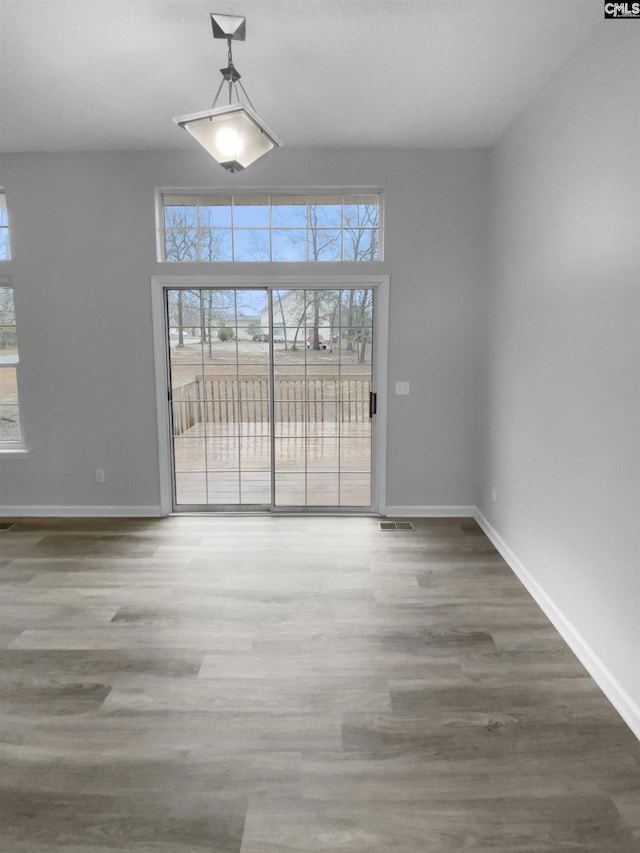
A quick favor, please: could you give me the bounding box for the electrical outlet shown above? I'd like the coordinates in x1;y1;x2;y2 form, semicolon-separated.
395;381;410;396
95;469;105;483
491;486;497;503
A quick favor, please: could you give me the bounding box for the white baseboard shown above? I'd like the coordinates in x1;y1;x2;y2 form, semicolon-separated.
385;505;475;518
0;506;165;518
474;508;640;742
3;504;475;520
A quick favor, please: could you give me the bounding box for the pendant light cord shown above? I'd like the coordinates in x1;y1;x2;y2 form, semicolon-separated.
227;38;234;104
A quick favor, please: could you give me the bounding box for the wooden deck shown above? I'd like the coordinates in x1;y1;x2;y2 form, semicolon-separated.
173;421;372;506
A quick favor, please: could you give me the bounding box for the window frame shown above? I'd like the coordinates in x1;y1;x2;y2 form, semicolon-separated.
156;190;384;263
0;276;26;453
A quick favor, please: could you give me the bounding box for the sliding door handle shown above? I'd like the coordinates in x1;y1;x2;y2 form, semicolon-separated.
369;391;377;418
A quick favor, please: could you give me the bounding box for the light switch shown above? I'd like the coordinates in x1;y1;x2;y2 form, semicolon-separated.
395;381;410;395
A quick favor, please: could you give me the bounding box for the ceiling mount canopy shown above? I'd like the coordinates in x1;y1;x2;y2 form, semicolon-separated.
173;12;281;173
210;12;246;41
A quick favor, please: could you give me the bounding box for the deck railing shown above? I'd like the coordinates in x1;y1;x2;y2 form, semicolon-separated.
171;377;370;436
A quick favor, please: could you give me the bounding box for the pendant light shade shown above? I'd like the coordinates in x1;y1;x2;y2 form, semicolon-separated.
173;13;281;173
174;104;281;173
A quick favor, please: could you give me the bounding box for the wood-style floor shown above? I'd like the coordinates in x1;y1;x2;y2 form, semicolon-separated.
0;515;638;852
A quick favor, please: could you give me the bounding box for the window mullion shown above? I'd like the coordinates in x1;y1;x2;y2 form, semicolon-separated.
230;196;236;261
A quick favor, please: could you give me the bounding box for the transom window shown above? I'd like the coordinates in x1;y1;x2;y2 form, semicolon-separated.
0;282;22;446
158;193;381;262
0;192;11;260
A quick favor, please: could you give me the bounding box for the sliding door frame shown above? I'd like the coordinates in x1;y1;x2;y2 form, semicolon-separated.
151;274;389;515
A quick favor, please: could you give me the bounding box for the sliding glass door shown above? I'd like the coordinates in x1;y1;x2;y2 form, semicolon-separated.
165;285;376;511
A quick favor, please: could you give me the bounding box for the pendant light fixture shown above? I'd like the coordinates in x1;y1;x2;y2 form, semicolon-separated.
173;13;282;173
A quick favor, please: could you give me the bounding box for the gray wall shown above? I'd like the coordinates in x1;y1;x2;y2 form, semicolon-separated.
479;24;640;713
0;148;488;511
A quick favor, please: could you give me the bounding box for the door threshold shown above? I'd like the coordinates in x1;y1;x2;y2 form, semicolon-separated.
170;510;380;518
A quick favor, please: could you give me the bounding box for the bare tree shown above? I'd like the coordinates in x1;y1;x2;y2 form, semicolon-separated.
308;205;341;262
272;289;308;351
167;290;200;347
273;290;292;349
343;202;379;261
343;288;373;362
203;290;235;359
0;287;16;350
164;204;231;264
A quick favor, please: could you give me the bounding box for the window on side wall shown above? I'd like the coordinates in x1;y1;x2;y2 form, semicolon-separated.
157;192;382;262
0;192;11;260
0;281;23;448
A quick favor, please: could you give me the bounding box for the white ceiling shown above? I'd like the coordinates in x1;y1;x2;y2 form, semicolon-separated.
0;0;602;154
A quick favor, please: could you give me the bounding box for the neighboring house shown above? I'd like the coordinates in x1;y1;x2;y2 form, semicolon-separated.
169;313;260;342
234;313;261;341
260;291;336;345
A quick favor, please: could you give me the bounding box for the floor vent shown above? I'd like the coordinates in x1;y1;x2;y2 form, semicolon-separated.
379;521;414;531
